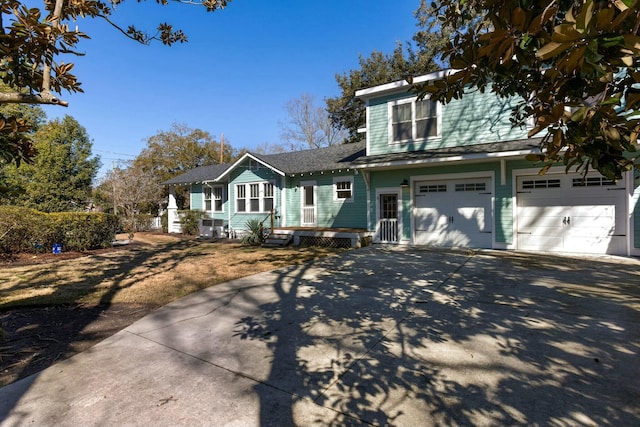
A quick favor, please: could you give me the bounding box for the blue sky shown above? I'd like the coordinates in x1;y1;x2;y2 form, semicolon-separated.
41;1;422;180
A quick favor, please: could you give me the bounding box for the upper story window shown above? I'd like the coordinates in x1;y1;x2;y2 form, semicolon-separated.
389;97;440;143
236;181;274;213
249;159;259;171
334;177;354;202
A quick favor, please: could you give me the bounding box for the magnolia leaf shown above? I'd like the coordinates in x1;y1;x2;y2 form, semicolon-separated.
551;24;584;42
512;7;526;31
525;153;544;162
536;41;572;60
595;7;615;30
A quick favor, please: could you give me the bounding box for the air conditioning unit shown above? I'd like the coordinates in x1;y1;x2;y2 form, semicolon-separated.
199;219;214;238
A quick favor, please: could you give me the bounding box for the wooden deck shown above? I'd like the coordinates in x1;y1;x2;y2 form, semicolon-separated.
271;227;372;248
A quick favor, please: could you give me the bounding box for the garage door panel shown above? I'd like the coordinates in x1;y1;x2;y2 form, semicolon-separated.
415;209;449;231
516;173;626;255
414;178;492;248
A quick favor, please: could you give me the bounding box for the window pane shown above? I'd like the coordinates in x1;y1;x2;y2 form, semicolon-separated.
250;184;259;198
213;187;222;199
264;183;274;197
392;104;411;122
204;187;212;199
250;199;260;212
214;199;222;211
237;185;245;198
264;198;273;212
416;118;438;138
205;200;211;211
237;199;246;212
416;99;435;119
304;186;314;206
393;123;412;141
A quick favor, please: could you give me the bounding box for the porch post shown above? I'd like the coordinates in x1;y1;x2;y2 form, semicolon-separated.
167;185;181;233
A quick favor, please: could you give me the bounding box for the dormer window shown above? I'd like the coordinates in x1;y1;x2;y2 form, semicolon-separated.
389;97;440;143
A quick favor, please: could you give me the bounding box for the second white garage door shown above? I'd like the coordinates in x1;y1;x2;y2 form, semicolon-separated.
516;173;627;254
414;177;493;248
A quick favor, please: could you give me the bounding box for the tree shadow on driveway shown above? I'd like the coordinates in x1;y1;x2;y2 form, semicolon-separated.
232;247;640;426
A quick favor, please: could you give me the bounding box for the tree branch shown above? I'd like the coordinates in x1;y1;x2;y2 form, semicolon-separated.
0;91;68;107
42;0;66;94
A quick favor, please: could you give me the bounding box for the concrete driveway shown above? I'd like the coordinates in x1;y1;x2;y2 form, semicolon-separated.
1;246;639;426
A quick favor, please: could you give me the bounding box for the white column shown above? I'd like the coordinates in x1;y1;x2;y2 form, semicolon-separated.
167;186;181;233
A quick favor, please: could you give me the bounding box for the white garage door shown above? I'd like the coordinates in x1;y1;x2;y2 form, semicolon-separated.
516;173;627;254
414;177;492;248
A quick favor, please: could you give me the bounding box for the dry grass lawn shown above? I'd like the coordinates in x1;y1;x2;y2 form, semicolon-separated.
0;232;349;386
0;232;348;309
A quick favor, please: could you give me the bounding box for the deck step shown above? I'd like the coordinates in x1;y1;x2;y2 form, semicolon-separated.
263;234;293;247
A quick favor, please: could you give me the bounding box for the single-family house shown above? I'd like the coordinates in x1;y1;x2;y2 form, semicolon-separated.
165;70;640;256
163;142;370;247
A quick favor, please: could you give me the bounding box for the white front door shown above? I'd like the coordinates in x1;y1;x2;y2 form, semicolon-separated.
516;173;627;254
301;181;316;226
414;177;493;248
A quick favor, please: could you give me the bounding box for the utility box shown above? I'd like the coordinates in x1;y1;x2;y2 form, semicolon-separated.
199;219;214;238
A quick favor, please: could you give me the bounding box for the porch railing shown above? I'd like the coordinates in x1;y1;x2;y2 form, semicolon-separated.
377;219;398;243
302;207;315;225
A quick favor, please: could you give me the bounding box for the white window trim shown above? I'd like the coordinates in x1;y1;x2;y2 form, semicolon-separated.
235;181;275;214
388;96;441;145
333;176;354;202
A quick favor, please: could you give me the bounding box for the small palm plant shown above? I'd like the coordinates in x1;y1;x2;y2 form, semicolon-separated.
241;219;266;246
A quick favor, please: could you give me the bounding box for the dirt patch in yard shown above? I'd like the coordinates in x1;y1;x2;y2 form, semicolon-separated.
0;232;347;387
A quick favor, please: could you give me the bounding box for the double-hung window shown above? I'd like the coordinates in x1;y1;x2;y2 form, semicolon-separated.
235;182;274;213
204;187;212;211
249;183;260;212
334;177;354;202
390;97;440;143
212;186;223;212
263;183;274;211
236;184;247;212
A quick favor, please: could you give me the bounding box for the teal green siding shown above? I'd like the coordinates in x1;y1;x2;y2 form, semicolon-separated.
284;172;367;228
368;89;528;156
228;159;284;232
190;183;203;210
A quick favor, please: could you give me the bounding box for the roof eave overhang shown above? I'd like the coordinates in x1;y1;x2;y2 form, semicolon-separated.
215;153;285;182
355;69;457;100
352;149;539;171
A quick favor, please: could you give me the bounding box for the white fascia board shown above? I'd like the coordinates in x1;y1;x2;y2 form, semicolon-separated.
351;148;539;170
214;153;285;182
355;69;456;100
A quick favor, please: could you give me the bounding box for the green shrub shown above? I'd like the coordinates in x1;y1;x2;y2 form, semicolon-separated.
0;206;49;253
179;210;205;236
0;206;119;254
161;211;168;233
133;214;156;232
48;212;120;251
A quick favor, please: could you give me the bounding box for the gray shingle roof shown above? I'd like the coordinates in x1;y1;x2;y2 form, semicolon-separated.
162;163;232;185
251;141;366;175
351;138;542;166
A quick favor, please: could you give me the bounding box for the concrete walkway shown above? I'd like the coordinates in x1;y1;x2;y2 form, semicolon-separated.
1;246;639;426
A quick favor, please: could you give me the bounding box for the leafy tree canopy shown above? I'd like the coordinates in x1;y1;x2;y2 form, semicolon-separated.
417;0;640;180
133;123;236;209
1;114;100;212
